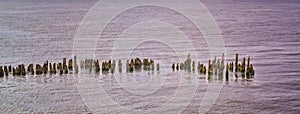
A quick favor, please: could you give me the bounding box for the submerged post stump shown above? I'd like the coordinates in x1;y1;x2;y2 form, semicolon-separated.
94;60;100;73
8;65;12;72
226;63;229;81
68;59;73;71
118;60;122;73
36;64;43;75
4;66;8;76
74;55;78;74
0;66;4;77
28;64;34;75
53;63;57;74
172;63;175;71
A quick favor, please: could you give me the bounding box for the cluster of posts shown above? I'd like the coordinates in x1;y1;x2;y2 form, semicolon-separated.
79;57;159;74
0;65;26;77
172;53;255;81
226;53;255;79
80;59;115;73
126;58;159;73
0;56;79;77
172;53;208;74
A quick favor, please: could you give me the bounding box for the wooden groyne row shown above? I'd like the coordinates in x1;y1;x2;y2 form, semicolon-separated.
0;53;254;79
0;56;161;78
172;53;255;80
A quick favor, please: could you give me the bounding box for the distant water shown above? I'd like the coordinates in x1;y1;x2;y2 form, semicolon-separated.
0;0;299;113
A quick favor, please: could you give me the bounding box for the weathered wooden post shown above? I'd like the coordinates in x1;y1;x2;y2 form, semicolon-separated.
8;65;12;72
12;67;16;76
20;64;26;76
185;53;191;71
29;64;33;75
118;60;122;73
203;66;206;75
222;53;225;64
129;63;134;73
89;59;93;73
29;64;34;75
229;62;234;72
172;63;175;71
235;53;238;72
225;63;229;81
247;55;250;67
80;60;84;69
134;58;142;71
197;62;200;73
150;59;154;71
94;60;100;73
0;66;4;77
242;57;246;73
126;60;129;72
62;58;68;74
63;58;66;67
111;60;115;73
68;59;73;71
192;61;195;73
208;60;212;76
58;63;63;75
215;59;220;76
53;63;57;74
49;63;53;74
250;64;255;77
42;62;48;74
74;55;78;74
4;66;8;76
36;64;43;75
207;65;211;81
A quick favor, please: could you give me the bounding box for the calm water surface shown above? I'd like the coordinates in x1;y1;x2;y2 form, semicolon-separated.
0;0;299;113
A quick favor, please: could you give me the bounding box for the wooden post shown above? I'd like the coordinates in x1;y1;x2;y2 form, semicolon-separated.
247;56;250;67
172;63;175;71
68;59;73;71
111;60;115;73
226;63;229;81
12;67;16;76
95;60;100;73
235;53;238;72
222;53;224;63
8;65;11;72
30;64;34;75
74;55;78;74
4;66;8;76
36;64;43;75
208;60;212;76
58;63;63;75
118;60;122;73
192;61;195;73
242;57;246;73
0;66;4;77
49;63;53;74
